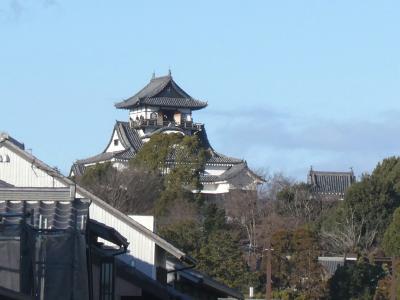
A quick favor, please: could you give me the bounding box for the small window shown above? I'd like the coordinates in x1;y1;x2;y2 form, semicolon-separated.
5;154;10;163
113;139;119;146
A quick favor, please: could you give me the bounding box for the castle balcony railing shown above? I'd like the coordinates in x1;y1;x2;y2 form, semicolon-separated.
131;119;203;131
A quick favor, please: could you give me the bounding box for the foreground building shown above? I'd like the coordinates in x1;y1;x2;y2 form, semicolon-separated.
0;132;243;299
71;72;263;195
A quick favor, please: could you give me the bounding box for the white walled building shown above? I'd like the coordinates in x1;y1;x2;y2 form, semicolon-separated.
0;132;195;282
71;72;263;194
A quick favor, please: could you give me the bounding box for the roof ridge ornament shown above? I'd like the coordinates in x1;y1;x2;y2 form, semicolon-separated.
168;68;172;77
151;71;155;80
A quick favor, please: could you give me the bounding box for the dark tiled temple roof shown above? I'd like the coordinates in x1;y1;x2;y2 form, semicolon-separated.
308;169;356;197
75;151;119;165
115;74;207;110
206;152;243;165
199;174;221;183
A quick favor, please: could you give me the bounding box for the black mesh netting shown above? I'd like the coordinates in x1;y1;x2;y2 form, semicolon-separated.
0;222;89;300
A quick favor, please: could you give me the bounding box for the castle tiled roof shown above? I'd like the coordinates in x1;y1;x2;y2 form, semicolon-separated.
71;118;250;189
308;169;355;197
72;121;143;174
115;121;143;151
115;74;207;110
200;162;264;187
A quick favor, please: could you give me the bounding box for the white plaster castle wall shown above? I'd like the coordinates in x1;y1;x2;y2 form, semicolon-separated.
129;106;158;120
201;182;230;194
105;129;126;153
129;107;192;122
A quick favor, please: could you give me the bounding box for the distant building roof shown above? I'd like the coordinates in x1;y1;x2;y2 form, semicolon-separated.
115;74;207;110
308;168;355;198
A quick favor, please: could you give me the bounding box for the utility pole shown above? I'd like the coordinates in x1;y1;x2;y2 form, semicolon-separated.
392;256;397;300
265;239;272;300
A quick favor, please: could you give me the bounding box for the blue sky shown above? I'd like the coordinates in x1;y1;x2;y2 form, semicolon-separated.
0;0;399;180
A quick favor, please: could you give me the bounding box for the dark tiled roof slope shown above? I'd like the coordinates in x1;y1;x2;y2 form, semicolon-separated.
308;169;355;196
116;121;143;151
0;179;14;188
76;151;117;165
115;75;207;110
0;195;89;230
72;122;245;180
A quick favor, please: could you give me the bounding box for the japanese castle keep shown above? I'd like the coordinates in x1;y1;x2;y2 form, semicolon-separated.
71;72;263;195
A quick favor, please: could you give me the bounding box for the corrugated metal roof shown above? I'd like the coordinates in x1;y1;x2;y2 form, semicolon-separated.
0;187;72;201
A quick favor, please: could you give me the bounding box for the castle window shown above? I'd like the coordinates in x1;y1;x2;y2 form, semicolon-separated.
114;139;119;146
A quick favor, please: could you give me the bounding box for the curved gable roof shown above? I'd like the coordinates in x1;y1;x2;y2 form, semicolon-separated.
115;74;207;110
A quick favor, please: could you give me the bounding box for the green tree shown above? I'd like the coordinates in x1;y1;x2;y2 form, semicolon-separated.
270;227;326;299
328;258;385;300
322;157;400;254
383;207;400;257
158;220;203;254
196;230;257;291
131;133;207;216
